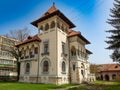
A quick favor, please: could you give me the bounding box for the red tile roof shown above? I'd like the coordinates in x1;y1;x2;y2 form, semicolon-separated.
68;30;80;37
68;30;90;44
16;35;41;47
99;64;120;72
41;5;58;18
31;5;75;28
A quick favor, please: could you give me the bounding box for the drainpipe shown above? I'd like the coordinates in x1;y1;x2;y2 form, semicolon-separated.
68;37;71;83
36;41;40;83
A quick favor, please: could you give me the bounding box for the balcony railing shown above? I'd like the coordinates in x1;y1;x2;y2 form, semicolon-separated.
20;56;24;59
41;52;49;56
20;54;38;61
30;55;34;58
70;55;88;62
25;56;29;59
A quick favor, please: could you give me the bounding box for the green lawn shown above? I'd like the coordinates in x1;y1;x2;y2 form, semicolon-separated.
0;81;120;90
68;80;120;90
0;82;74;90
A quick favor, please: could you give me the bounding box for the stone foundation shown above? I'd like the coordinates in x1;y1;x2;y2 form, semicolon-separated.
19;76;69;85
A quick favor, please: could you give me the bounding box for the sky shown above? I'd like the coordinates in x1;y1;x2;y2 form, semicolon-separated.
0;0;115;64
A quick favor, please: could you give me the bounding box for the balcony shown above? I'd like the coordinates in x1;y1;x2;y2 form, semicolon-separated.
41;52;49;56
20;54;38;61
25;56;29;59
30;55;34;58
20;56;24;59
70;55;88;62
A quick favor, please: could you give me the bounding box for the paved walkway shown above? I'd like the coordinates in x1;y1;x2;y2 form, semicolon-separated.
50;85;82;90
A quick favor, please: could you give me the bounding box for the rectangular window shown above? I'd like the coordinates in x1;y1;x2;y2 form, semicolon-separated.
34;47;38;54
43;41;49;53
62;42;65;54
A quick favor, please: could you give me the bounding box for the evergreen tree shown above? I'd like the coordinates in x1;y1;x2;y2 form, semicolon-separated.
106;0;120;63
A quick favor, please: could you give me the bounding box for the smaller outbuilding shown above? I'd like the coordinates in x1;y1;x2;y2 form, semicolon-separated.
98;64;120;81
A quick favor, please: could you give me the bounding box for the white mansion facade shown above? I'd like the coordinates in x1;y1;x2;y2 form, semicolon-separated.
16;4;94;84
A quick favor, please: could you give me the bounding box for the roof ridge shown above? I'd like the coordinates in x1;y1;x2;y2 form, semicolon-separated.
41;4;58;18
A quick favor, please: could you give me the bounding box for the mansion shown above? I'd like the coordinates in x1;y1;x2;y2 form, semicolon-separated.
16;4;94;84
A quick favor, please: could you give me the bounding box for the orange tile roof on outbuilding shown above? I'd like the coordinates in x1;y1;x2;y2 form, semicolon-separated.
16;35;41;47
100;64;120;72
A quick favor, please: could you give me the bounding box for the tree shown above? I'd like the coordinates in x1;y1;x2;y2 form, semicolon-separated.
7;27;31;41
90;64;98;75
5;27;31;81
106;0;120;63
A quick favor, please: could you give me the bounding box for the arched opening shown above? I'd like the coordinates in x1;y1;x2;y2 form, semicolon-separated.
105;74;109;81
101;75;103;80
71;46;76;56
25;63;30;74
21;47;24;57
61;24;64;31
43;61;49;72
57;22;60;29
73;64;76;71
39;26;43;33
81;63;85;78
25;46;29;59
50;21;55;28
40;26;43;30
112;74;116;80
65;28;67;33
45;23;49;31
62;61;66;72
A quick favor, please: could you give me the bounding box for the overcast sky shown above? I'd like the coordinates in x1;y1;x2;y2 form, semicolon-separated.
0;0;115;64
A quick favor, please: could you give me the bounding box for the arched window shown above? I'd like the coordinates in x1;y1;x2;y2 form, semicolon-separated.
40;26;43;30
71;46;76;56
62;61;66;72
45;23;49;31
50;21;55;28
57;22;60;29
73;64;76;71
43;61;49;72
81;63;85;77
65;28;67;33
21;48;24;56
61;24;64;31
25;63;30;74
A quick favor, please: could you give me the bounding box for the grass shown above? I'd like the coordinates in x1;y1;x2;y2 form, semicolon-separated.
0;82;75;90
0;81;120;90
68;80;120;90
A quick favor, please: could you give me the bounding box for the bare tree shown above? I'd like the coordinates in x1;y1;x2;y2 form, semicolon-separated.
5;27;31;81
7;27;31;41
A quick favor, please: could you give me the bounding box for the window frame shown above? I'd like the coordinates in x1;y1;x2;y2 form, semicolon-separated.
43;60;49;73
25;63;30;74
62;61;66;73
